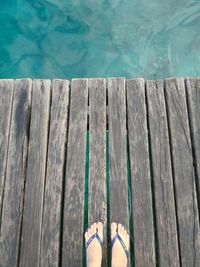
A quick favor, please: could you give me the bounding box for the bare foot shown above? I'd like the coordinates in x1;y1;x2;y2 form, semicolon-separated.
111;223;129;267
85;222;103;267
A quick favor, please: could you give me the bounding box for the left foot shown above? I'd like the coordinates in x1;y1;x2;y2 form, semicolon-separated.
111;223;129;267
85;222;103;267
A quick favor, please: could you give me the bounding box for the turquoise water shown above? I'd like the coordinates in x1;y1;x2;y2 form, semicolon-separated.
0;0;200;79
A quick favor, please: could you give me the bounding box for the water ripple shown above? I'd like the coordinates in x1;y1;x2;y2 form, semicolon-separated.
0;0;199;79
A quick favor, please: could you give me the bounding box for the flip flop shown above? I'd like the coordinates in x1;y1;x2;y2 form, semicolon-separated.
111;225;129;258
85;224;104;249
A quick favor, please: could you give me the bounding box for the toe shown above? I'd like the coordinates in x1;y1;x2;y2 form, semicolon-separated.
92;223;97;234
97;222;103;240
121;225;125;234
88;224;93;236
90;223;94;233
97;222;103;232
118;223;122;234
126;234;130;249
126;233;129;240
84;231;89;241
124;230;129;250
122;226;126;236
111;222;117;239
87;226;91;236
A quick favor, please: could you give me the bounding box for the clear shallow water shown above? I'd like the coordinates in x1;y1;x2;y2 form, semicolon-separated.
0;0;200;79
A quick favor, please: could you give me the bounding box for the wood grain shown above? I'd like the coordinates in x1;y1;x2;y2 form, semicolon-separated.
164;78;200;266
185;78;200;213
126;78;155;267
19;80;51;267
0;79;32;267
146;80;180;266
108;78;129;225
0;80;14;222
107;78;129;265
40;80;70;267
88;78;107;265
62;79;88;267
1;77;200;267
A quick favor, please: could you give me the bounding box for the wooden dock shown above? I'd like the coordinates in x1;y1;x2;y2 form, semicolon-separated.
0;78;200;267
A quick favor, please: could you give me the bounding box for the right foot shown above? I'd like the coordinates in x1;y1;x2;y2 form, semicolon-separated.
111;223;129;267
85;222;103;267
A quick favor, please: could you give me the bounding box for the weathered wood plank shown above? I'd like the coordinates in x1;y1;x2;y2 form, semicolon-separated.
126;78;155;267
164;78;200;266
62;79;88;267
19;80;51;267
0;80;14;223
185;78;200;213
40;80;70;267
108;78;128;225
146;80;180;266
88;78;107;265
107;78;129;265
0;79;32;267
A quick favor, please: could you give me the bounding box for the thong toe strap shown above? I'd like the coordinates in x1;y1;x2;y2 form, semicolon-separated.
111;233;129;258
86;232;103;248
